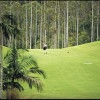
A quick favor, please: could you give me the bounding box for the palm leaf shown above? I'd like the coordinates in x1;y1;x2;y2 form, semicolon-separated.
0;23;10;39
13;82;24;91
21;74;43;91
19;55;38;68
3;82;24;91
29;67;46;78
3;50;11;60
0;14;21;40
3;14;18;25
3;67;13;81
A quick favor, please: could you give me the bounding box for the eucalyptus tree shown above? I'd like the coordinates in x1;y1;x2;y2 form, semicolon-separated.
29;1;33;49
35;1;38;48
76;1;79;46
14;2;23;48
54;1;57;49
40;1;43;49
57;1;60;49
91;0;94;42
59;1;69;48
63;1;66;48
59;1;65;48
96;1;99;41
91;1;100;42
68;1;76;46
43;0;47;45
12;2;26;49
46;1;58;48
66;1;69;47
25;1;28;49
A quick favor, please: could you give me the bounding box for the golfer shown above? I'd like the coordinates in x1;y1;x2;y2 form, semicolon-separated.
43;43;47;54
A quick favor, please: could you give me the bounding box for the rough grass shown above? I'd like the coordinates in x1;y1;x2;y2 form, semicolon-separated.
2;41;100;99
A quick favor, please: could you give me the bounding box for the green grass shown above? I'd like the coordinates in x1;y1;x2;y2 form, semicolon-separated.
3;41;100;99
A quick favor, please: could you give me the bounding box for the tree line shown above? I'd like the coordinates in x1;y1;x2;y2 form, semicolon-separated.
0;0;100;49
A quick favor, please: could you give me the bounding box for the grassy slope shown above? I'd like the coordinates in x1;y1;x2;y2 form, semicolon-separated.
3;41;100;99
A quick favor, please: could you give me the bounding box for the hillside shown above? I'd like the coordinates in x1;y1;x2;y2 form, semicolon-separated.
2;41;100;99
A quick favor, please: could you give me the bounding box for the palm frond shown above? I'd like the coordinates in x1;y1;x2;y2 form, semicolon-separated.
0;23;10;39
3;50;11;60
29;67;46;78
13;27;21;39
3;82;11;91
21;74;43;91
3;14;18;25
3;82;24;91
3;67;13;81
20;55;38;68
13;70;24;80
1;14;21;40
25;49;29;52
13;82;24;91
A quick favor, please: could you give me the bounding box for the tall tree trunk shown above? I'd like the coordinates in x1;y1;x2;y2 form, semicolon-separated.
9;1;12;48
62;27;64;48
30;2;33;49
76;1;79;45
74;19;76;35
54;1;57;49
25;2;28;49
64;5;66;48
66;1;69;47
40;2;43;49
44;1;46;44
35;1;37;49
91;1;94;42
97;2;99;41
10;2;16;48
57;1;60;48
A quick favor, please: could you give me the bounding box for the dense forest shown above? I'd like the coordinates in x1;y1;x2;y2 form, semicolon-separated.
0;0;100;49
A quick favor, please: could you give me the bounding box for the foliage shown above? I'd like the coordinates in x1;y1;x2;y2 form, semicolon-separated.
1;1;100;49
0;13;21;47
79;31;90;45
3;44;46;98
